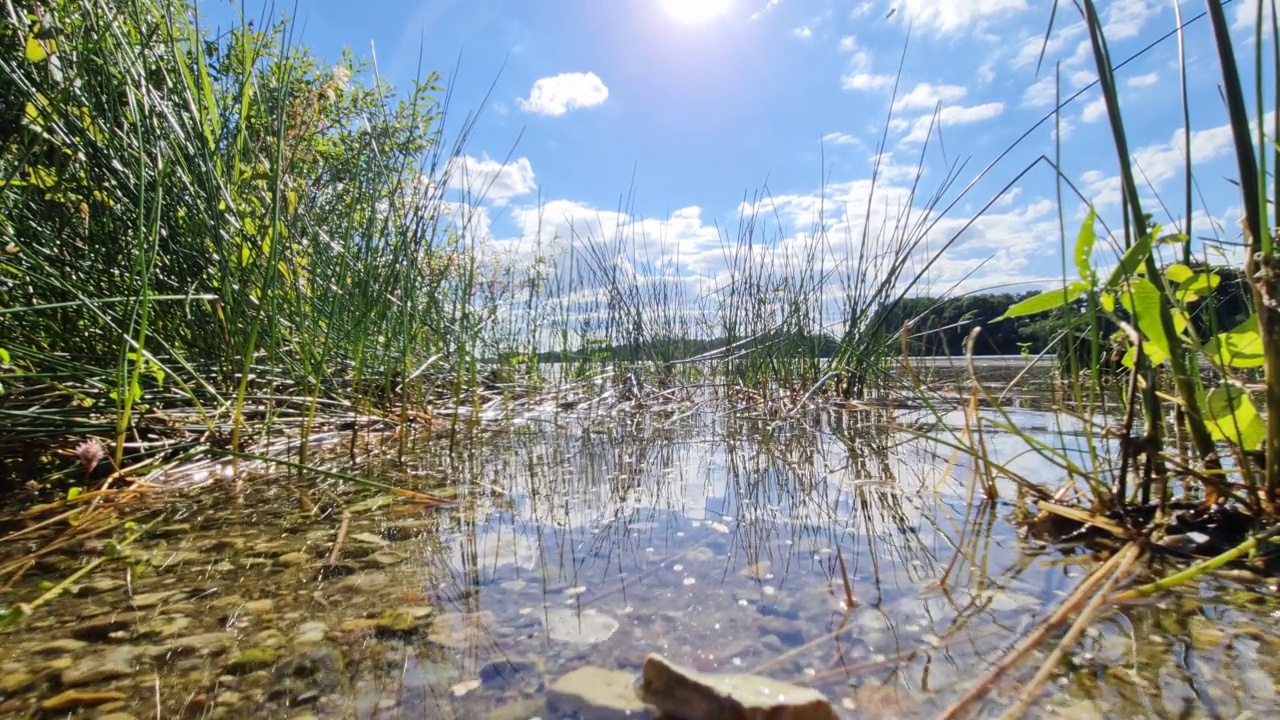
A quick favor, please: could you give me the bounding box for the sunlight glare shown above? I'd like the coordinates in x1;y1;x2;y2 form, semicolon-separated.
660;0;731;24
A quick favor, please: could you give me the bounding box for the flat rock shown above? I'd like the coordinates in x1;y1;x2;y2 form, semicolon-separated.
61;646;151;687
71;611;142;641
275;551;308;566
31;638;87;655
0;671;34;693
331;571;391;593
427;611;495;649
483;697;546;720
545;666;654;720
138;614;193;639
638;654;838;720
165;633;236;656
39;689;127;712
293;621;329;645
128;590;187;609
479;657;543;687
543;608;619;645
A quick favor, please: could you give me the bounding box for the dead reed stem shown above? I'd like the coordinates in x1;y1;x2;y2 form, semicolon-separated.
934;541;1141;720
997;541;1142;720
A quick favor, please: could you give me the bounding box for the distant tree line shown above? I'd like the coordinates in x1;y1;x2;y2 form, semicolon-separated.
520;270;1254;366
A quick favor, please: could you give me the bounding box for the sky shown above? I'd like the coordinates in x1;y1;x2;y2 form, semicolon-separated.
195;0;1270;300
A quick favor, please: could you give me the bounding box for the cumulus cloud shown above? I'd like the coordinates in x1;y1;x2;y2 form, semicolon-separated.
1104;0;1160;39
821;131;859;145
793;25;813;39
896;0;1029;34
893;83;968;112
901;102;1005;143
446;154;537;205
1022;75;1058;108
1126;71;1159;88
518;72;609;116
1082;119;1246;206
1081;96;1107;123
842;72;895;91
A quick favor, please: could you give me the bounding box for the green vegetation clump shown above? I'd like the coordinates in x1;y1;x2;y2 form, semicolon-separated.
0;0;485;485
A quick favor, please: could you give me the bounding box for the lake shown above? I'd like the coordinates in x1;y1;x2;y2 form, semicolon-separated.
0;397;1277;719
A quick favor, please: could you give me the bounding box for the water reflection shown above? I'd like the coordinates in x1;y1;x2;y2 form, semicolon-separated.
362;405;1117;718
1;404;1277;719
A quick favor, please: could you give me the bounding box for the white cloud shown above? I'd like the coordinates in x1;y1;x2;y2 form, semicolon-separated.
518;72;609;116
1081;96;1107;123
1233;0;1262;29
822;131;859;145
1022;75;1058;108
793;26;813;39
1105;0;1160;40
901;102;1005;143
893;82;968;111
1070;70;1097;88
1082;120;1245;206
446;154;537;205
838;35;857;52
842;72;895;91
1011;21;1085;68
896;0;1029;34
750;0;783;20
1126;71;1159;88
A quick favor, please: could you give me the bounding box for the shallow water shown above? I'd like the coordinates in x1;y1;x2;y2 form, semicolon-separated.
1;404;1278;719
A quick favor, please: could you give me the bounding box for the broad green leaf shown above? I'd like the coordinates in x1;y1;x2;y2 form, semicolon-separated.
1099;291;1115;313
1164;263;1193;284
0;348;10;364
1201;385;1265;451
1075;208;1097;282
1105;232;1154;290
998;280;1090;320
25;35;46;62
1176;272;1221;304
1119;277;1171;365
1206;315;1264;368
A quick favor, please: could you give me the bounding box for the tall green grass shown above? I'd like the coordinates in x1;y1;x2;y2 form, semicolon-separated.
0;0;492;484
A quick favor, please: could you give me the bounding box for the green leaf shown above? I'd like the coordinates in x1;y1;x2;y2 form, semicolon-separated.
0;348;10;364
1164;263;1193;284
1118;277;1172;365
66;486;81;501
1075;208;1098;282
1176;271;1221;304
25;35;47;62
1105;232;1154;290
1201;385;1265;451
1100;291;1116;313
998;280;1090;320
1206;315;1264;368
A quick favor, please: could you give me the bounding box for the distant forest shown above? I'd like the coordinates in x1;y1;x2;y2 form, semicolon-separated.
527;275;1253;365
528;291;1067;363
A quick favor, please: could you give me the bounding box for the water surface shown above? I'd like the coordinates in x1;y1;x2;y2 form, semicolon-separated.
0;403;1277;719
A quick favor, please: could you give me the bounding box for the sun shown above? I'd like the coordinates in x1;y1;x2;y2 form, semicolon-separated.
660;0;732;24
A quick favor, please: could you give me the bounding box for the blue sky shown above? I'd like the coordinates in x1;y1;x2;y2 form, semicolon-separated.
197;0;1268;297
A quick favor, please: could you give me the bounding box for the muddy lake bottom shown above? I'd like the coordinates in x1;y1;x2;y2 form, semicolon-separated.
2;403;1280;719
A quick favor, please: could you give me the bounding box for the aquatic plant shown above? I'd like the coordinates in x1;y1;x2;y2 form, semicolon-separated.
0;0;494;487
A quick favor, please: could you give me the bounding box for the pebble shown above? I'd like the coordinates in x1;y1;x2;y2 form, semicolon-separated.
39;689;127;712
275;552;308;566
61;646;152;687
243;599;275;614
